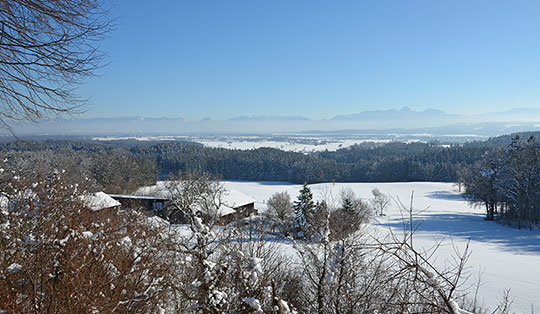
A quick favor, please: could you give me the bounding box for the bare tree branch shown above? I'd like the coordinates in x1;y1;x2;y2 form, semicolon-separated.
0;0;113;128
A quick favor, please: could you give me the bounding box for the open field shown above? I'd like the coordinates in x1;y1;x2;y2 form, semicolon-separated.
223;181;540;313
91;133;486;152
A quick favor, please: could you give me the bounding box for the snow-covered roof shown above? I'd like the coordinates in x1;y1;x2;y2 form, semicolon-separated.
220;189;256;208
135;182;168;198
81;192;121;211
194;189;256;217
216;205;236;217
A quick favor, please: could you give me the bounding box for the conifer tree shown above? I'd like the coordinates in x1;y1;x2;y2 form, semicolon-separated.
293;183;316;239
342;197;356;213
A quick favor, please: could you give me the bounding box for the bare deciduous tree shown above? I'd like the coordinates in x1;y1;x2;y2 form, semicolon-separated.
0;0;112;128
370;188;390;216
266;191;293;233
267;191;293;222
162;171;226;225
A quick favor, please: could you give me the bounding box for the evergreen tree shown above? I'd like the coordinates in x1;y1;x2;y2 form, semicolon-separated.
293;183;316;239
342;197;355;213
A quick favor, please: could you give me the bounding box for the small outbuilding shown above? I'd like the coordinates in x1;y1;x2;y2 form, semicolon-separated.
217;189;257;224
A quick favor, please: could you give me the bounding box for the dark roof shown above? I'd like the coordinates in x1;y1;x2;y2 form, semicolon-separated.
108;194;168;201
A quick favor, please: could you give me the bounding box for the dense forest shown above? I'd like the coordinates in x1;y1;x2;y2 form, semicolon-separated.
0;137;504;186
2;132;539;191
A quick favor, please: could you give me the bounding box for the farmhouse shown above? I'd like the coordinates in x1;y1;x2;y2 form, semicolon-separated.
133;182;257;224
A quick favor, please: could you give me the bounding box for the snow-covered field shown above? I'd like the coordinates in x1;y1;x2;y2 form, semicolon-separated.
223;181;540;313
196;139;394;152
92;133;489;152
92;135;407;152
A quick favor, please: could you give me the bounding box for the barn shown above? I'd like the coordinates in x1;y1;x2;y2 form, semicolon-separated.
108;194;168;214
133;182;257;224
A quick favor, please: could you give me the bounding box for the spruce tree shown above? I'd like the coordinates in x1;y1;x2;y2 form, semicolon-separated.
342;197;355;213
293;183;316;239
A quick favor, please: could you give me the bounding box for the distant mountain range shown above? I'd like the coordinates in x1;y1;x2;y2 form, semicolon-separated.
330;107;456;121
5;107;540;136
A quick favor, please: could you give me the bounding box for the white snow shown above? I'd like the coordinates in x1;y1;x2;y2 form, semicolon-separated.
5;263;22;274
211;290;228;306
81;192;121;211
249;257;263;276
277;299;293;313
216;189;257;216
223;180;540;313
92;135;426;152
82;231;94;239
0;195;8;210
196;139;394;152
243;297;263;312
119;236;132;248
221;189;256;209
147;215;170;228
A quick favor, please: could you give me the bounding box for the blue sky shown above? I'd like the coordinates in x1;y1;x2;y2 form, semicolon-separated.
81;0;540;120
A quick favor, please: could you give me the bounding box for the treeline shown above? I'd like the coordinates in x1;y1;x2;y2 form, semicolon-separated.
463;135;540;228
0;139;493;184
132;141;489;183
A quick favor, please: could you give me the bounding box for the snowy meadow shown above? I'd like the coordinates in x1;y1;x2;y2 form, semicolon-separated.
223;181;540;313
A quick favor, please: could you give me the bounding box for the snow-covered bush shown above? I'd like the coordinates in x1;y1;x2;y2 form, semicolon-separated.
0;165;176;313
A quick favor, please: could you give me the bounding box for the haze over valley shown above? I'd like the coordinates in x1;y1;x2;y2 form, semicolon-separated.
7;107;540;140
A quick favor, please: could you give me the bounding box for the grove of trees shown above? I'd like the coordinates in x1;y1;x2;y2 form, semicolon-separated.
463;135;540;229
